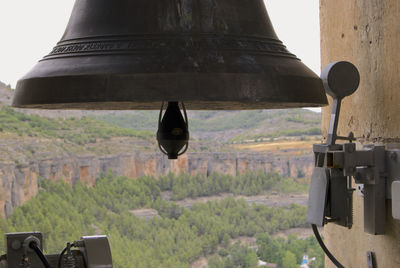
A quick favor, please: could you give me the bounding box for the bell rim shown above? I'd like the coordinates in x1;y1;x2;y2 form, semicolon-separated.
12;101;328;110
14;71;328;110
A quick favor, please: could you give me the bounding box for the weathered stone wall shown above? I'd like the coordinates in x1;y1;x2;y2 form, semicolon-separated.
320;0;400;267
0;152;313;218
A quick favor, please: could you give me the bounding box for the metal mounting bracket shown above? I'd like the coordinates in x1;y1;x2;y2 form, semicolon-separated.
307;61;400;235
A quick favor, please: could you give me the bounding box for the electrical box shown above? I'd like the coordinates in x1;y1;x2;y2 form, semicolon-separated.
392;181;400;220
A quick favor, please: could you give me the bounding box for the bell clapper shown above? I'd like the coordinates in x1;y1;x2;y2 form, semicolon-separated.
157;102;189;159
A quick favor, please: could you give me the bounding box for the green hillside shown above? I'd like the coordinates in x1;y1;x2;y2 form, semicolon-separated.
0;173;323;268
0;105;155;162
0;82;321;148
93;108;321;142
0;82;324;267
0;103;321;160
0;106;152;143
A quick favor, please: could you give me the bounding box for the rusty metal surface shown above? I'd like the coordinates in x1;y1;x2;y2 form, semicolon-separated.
13;0;327;110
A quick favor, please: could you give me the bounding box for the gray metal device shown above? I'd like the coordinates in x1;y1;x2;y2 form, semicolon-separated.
307;168;329;226
80;236;113;268
392;181;400;220
4;232;43;268
0;232;113;268
307;61;400;235
307;61;359;229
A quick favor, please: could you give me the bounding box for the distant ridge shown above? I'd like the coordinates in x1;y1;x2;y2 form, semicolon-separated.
0;79;321;143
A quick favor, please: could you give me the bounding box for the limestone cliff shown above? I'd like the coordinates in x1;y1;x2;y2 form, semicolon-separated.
0;152;313;218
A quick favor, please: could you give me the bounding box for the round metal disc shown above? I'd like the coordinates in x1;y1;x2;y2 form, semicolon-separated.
321;61;360;99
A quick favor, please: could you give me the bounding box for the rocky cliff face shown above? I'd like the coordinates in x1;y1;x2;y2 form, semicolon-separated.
0;152;313;218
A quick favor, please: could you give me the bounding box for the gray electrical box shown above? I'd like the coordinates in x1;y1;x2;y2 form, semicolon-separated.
392;181;400;220
5;232;43;268
80;236;113;268
307;167;329;226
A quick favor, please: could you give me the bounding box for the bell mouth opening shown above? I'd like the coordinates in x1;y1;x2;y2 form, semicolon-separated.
12;101;327;110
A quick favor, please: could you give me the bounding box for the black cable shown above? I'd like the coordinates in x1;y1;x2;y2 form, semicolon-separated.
58;243;70;268
29;241;53;268
311;224;345;268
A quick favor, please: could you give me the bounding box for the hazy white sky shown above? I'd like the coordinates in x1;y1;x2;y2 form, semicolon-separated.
0;0;321;88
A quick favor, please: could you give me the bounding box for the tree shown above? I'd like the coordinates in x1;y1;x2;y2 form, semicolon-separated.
229;242;258;268
0;217;7;253
208;255;224;268
282;251;297;268
256;233;281;264
222;233;231;247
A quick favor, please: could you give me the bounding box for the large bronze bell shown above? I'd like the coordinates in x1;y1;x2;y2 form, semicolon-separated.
12;0;327;110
